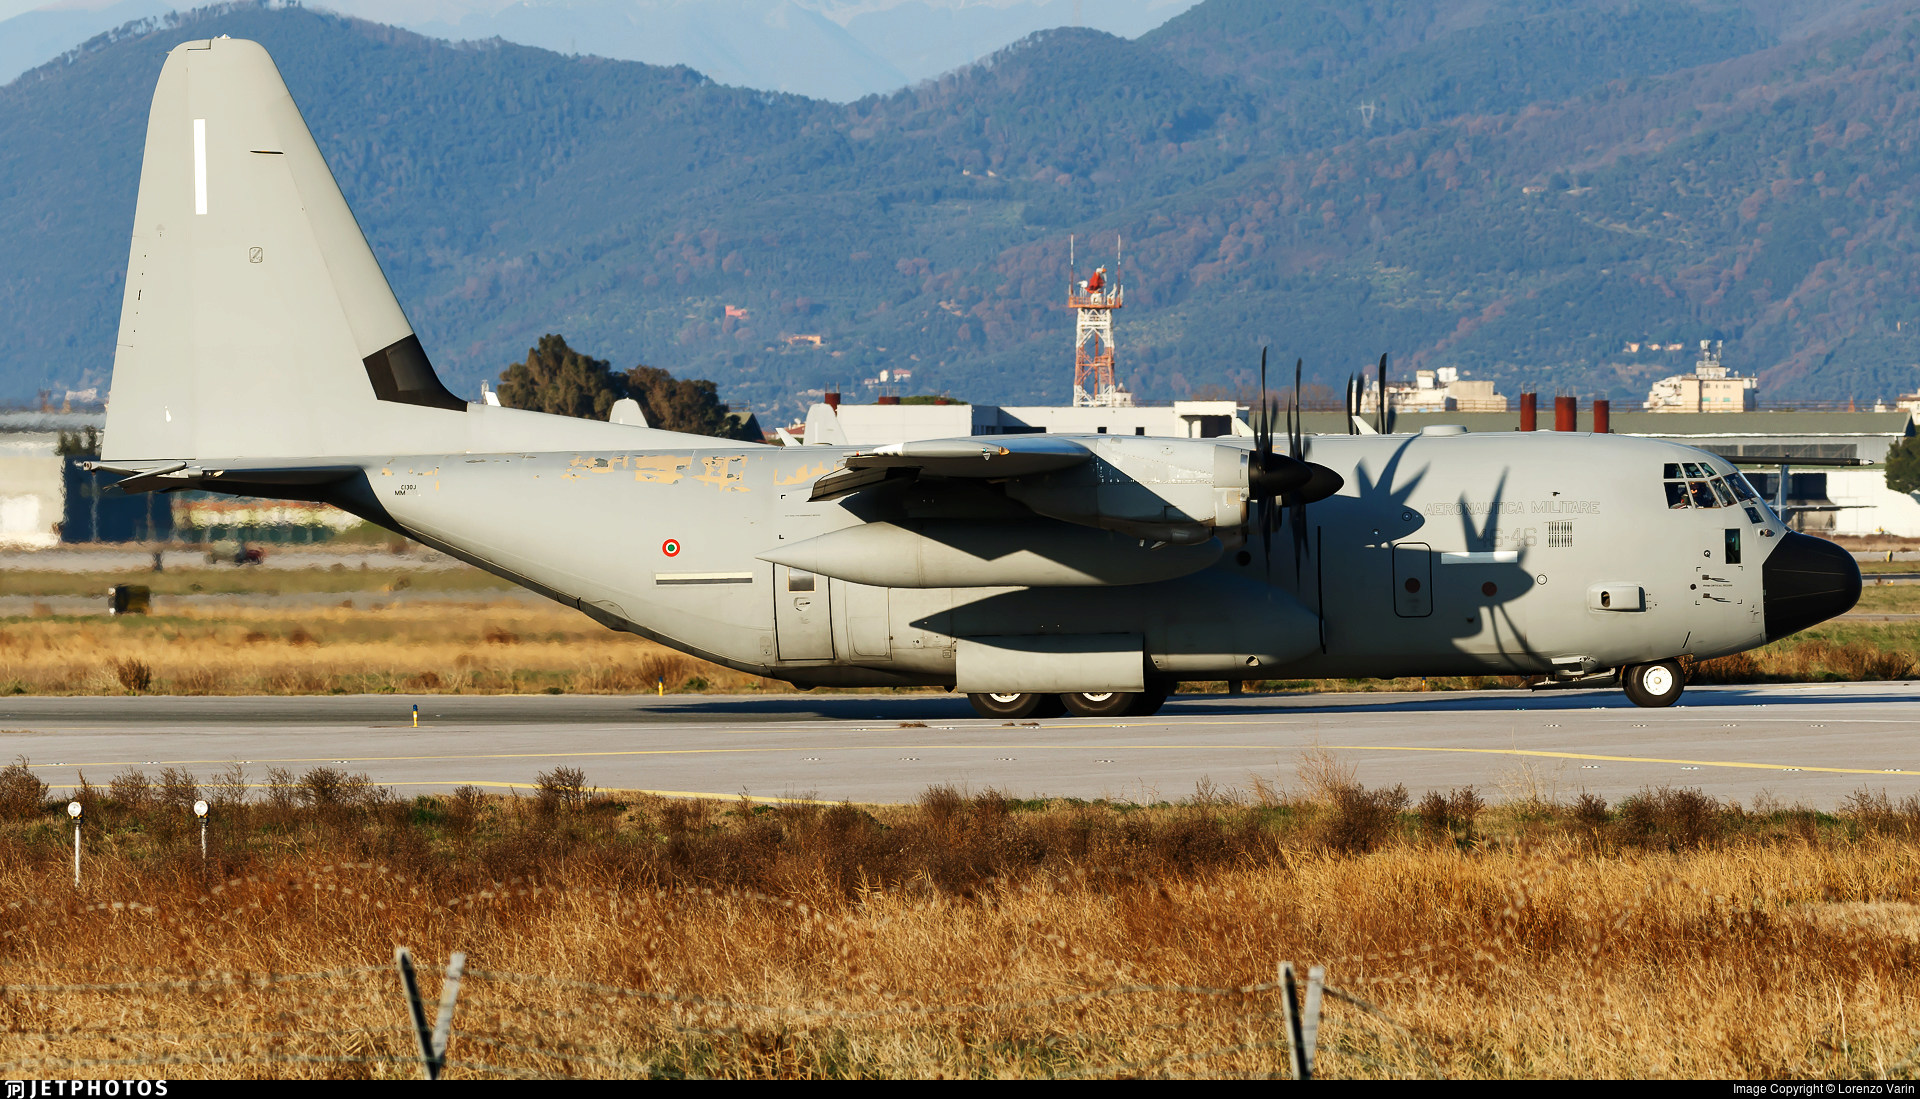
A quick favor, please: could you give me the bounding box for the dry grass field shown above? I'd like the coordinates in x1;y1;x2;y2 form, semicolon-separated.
1;758;1919;1079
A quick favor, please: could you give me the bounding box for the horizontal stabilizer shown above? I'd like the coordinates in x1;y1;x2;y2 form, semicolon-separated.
90;460;360;495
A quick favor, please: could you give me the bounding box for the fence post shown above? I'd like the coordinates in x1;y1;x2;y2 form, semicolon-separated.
1303;965;1325;1078
1280;961;1325;1080
432;952;466;1074
396;947;464;1080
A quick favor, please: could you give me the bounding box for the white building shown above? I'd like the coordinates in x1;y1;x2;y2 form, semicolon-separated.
0;411;96;547
1644;341;1758;412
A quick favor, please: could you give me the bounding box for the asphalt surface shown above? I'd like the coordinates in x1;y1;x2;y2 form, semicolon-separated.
2;682;1918;808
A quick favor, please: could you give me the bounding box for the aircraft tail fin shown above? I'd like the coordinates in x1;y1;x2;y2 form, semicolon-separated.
104;37;467;464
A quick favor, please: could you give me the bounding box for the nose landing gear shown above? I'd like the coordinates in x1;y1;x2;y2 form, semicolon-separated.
1621;660;1685;707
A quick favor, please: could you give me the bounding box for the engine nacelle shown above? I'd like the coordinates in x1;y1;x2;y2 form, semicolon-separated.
760;519;1224;588
1003;437;1252;544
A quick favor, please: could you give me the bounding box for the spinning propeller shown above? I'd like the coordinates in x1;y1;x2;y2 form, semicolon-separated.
1247;348;1344;578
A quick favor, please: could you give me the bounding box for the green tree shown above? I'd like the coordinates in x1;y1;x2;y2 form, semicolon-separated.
496;334;760;440
625;365;759;441
496;334;628;420
1887;434;1920;495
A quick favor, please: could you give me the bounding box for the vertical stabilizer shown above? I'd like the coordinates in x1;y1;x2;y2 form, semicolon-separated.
104;37;466;464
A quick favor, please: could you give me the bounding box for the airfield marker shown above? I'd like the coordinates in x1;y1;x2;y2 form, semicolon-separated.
413;704;419;728
194;799;208;863
67;801;81;886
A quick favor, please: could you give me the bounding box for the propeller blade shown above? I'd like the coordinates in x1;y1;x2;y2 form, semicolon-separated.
1290;358;1304;461
1376;352;1387;434
1291;495;1308;579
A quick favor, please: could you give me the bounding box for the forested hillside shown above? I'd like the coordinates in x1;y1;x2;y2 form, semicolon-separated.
3;0;1918;419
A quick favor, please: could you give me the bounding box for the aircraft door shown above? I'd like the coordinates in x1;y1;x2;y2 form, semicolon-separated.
774;566;832;660
1393;543;1433;618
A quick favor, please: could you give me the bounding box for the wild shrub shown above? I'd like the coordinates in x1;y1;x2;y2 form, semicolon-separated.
1419;787;1483;843
1616;787;1726;849
0;760;47;819
109;768;153;813
535;767;590;815
448;784;485;834
112;658;154;693
1315;782;1409;855
1842;788;1920;836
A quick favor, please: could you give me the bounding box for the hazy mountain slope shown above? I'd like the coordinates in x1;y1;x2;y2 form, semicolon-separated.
401;0;909;102
0;0;173;86
4;0;1919;418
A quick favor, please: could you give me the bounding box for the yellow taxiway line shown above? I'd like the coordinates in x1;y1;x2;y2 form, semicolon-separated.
20;743;1916;780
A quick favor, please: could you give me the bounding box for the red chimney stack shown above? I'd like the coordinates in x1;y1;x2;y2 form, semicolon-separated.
1519;392;1537;432
824;391;840;410
1592;398;1611;434
1554;395;1577;432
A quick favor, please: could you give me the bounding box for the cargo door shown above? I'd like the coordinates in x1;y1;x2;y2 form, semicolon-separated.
774;565;832;660
1393;542;1432;618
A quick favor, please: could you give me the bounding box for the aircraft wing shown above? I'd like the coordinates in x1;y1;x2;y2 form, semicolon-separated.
810;436;1091;501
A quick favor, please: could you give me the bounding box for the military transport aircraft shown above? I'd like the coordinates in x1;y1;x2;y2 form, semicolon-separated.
92;38;1861;718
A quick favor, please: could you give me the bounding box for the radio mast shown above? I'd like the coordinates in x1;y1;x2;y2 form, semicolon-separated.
1068;239;1131;407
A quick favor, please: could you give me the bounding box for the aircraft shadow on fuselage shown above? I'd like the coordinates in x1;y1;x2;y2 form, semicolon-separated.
1301;438;1546;671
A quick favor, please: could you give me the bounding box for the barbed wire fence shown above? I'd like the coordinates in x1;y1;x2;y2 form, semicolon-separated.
0;949;1440;1080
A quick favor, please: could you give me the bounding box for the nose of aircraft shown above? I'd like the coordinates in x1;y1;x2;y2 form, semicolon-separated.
1763;530;1862;641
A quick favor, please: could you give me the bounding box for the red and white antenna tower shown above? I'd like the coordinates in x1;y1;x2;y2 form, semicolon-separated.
1067;235;1132;408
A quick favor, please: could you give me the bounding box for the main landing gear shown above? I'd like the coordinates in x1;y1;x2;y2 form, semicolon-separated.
968;681;1172;720
1620;660;1685;708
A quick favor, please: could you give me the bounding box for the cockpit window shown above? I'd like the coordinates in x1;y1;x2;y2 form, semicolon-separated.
1665;482;1691;509
1663;463;1683;479
1709;477;1735;507
1728;474;1758;502
1682;462;1708;479
1689;480;1717;508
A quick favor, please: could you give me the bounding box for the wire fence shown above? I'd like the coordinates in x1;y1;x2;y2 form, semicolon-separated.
0;953;1436;1080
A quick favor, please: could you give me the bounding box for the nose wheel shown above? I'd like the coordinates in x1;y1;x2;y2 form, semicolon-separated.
1621;660;1685;707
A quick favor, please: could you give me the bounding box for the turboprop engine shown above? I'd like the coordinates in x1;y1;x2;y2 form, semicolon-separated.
1005;436;1265;546
776;427;1344;590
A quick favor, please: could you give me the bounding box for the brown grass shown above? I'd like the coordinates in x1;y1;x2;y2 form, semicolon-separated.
4;770;1920;1078
0;600;782;696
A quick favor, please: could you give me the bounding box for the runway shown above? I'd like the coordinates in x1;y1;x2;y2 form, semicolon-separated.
2;682;1918;808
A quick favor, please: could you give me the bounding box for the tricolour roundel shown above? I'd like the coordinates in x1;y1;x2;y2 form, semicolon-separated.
661;539;681;557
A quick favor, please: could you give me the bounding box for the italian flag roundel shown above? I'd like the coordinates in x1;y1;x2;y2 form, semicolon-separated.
661;539;681;557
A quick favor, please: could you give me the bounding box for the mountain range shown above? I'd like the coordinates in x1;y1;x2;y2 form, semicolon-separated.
0;0;1199;100
3;0;1918;421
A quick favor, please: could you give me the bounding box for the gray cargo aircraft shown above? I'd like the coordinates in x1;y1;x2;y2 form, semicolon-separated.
93;39;1861;717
